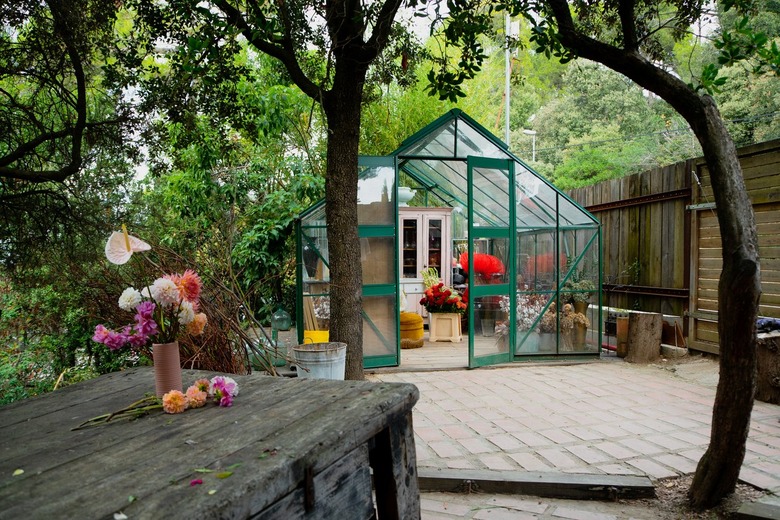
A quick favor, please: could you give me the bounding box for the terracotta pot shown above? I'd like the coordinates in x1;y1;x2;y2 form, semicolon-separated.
152;341;182;397
573;301;589;315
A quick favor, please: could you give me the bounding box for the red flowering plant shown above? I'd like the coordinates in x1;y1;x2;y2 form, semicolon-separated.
419;282;467;314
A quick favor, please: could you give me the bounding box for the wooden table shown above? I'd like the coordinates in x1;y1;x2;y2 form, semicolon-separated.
0;368;420;519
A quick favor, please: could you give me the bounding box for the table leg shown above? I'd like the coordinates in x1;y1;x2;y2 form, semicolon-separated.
369;411;420;520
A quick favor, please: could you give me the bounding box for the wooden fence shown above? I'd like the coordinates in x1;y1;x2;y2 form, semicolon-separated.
568;138;780;354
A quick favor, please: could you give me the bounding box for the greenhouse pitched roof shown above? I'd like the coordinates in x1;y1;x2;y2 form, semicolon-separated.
389;109;598;228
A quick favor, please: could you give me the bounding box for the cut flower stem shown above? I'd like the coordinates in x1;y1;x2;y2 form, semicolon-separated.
72;395;162;430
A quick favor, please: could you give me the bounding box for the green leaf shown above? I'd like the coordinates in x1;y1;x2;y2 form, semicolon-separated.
194;468;214;473
215;471;233;479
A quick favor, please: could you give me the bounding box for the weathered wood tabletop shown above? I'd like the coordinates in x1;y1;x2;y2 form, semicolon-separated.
0;368;420;519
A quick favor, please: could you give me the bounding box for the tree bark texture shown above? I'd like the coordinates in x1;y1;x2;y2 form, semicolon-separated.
686;102;760;509
547;1;762;507
322;62;369;381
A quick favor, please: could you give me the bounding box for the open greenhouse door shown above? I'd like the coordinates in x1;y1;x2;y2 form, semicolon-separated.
357;156;400;368
467;157;515;368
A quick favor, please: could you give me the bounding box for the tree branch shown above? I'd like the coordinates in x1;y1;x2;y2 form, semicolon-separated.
364;0;404;60
545;0;703;123
212;0;323;101
617;0;638;51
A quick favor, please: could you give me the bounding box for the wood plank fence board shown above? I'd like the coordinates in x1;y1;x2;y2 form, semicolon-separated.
567;138;780;355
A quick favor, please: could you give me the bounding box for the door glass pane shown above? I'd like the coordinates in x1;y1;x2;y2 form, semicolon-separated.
471;238;509;286
401;218;418;279
474;295;510;356
361;236;395;285
427;218;442;275
363;295;397;358
471;165;510;227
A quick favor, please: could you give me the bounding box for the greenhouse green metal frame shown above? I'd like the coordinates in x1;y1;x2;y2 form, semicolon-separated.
296;109;601;369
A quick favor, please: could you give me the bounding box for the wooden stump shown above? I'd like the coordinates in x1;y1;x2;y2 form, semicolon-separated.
756;331;780;404
625;311;662;363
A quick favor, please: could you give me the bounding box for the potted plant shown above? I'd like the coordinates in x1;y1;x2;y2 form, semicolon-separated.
562;278;596;313
419;282;467;342
559;303;590;351
512;293;548;353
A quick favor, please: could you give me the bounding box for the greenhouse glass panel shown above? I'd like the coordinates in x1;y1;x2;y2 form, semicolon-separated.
361;236;395;285
403;159;463;203
301;227;329;288
513;290;556;355
456;122;508;159
558;193;598;226
363;295;397;362
399;119;456;157
357;163;394;225
303;204;326;223
471;165;509;228
558;228;600;355
517;230;560;292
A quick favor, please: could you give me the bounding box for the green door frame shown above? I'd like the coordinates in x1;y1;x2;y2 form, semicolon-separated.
467;156;515;368
359;155;400;369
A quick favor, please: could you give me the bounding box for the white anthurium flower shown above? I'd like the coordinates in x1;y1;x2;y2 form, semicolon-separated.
104;225;151;265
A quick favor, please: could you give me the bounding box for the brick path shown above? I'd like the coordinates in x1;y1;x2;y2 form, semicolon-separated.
369;358;780;518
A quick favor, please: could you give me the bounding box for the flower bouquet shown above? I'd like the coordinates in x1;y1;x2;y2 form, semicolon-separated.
93;269;207;351
419;282;467;314
93;227;208;396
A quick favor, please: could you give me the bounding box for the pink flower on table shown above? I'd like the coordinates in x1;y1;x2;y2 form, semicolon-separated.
210;376;239;407
185;386;207;408
218;393;233;407
162;390;188;414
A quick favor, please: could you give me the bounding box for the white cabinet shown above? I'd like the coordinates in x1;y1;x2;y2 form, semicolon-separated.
399;207;452;316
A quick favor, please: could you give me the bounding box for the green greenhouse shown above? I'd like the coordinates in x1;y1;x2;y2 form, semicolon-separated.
295;109;601;369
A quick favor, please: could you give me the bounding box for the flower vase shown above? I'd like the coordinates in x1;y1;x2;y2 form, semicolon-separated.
573;301;589;315
153;341;182;397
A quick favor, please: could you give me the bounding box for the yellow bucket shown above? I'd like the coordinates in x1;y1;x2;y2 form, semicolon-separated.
303;330;329;344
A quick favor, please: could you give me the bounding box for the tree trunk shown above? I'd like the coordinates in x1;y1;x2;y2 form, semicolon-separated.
686;101;760;509
322;67;367;381
549;12;762;505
